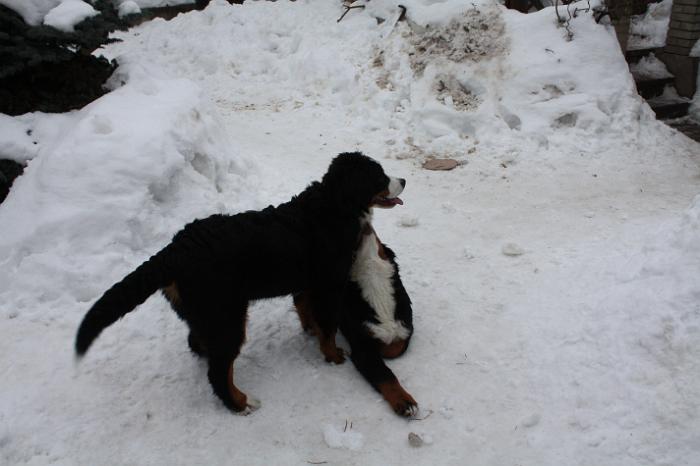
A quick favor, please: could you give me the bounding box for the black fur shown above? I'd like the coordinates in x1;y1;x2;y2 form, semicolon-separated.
75;152;399;413
294;235;417;416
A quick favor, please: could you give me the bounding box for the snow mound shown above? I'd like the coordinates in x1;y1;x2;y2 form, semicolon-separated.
102;0;649;165
629;0;672;50
629;53;673;80
117;0;141;17
43;0;98;32
0;63;257;311
366;2;648;161
0;0;61;26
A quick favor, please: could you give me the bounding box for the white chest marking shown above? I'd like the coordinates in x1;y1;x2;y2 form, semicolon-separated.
350;230;410;344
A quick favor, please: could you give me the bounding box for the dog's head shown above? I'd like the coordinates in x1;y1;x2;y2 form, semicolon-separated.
322;152;405;213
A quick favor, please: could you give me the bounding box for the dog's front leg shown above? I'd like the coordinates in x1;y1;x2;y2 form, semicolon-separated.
308;286;346;364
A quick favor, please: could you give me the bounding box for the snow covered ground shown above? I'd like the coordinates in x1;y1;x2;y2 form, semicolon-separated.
1;1;699;465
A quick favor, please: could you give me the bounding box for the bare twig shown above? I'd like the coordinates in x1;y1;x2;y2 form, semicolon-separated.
555;0;591;41
307;461;328;465
397;4;407;22
337;4;365;23
344;419;348;432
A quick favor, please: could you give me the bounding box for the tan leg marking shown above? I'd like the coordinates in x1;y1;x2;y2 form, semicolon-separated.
227;362;248;412
293;292;318;335
378;379;418;417
319;331;345;364
162;282;182;306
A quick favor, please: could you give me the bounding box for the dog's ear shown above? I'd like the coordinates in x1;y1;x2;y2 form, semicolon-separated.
322;153;378;212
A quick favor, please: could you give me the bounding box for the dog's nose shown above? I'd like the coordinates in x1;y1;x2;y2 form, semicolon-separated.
399;178;406;188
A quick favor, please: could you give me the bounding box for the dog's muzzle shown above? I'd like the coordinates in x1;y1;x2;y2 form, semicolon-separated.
373;177;405;208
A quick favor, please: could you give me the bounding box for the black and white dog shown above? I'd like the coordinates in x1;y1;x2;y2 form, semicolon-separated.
294;216;417;417
75;152;406;413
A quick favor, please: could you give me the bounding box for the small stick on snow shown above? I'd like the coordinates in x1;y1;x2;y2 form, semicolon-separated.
337;5;365;23
307;461;328;465
344;419;348;432
397;5;407;21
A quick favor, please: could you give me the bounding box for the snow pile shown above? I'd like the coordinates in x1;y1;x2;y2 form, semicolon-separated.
0;0;99;29
106;0;647;165
0;0;61;25
628;0;673;50
370;2;646;159
117;0;141;17
629;53;673;80
0;62;257;314
43;0;98;32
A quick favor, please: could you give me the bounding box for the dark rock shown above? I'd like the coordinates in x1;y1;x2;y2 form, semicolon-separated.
0;159;24;204
0;2;121;115
0;53;117;116
422;158;460;171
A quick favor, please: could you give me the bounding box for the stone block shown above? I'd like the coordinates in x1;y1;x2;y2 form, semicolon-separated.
667;29;700;40
657;52;699;97
669;20;700;31
670;12;700;22
671;4;700;14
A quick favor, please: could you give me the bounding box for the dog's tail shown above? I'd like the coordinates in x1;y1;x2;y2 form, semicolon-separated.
75;246;175;357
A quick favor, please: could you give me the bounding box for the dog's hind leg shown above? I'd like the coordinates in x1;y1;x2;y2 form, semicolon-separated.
207;354;258;414
187;330;208;357
163;283;209;358
292;293;317;335
207;345;261;413
201;300;259;414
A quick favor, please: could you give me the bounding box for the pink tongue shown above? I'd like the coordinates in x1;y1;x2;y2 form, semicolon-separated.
391;197;403;205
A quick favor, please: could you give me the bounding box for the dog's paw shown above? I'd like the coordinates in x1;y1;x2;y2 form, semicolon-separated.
324;347;346;364
380;382;418;417
237;397;262;416
400;401;419;418
247;396;262;411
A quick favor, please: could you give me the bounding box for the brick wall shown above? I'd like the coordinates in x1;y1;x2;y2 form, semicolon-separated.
660;0;700;97
665;0;700;55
